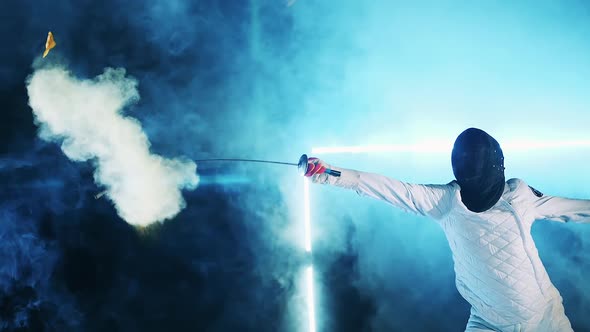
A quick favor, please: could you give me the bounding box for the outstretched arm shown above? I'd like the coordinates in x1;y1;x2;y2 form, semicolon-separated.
520;179;590;223
521;182;590;223
306;158;454;220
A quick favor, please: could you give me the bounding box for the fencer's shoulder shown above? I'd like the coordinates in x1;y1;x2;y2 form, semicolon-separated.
445;181;461;197
447;180;460;190
415;181;458;198
506;178;538;195
506;178;526;189
506;178;546;200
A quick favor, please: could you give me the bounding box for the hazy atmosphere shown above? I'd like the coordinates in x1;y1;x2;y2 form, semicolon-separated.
2;1;590;331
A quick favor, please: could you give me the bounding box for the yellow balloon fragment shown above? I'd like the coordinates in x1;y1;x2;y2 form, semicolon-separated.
43;32;56;58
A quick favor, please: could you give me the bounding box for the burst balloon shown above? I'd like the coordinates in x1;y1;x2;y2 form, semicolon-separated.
43;32;56;58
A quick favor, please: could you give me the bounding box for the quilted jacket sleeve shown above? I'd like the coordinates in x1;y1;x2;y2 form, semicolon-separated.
523;182;590;223
311;165;454;221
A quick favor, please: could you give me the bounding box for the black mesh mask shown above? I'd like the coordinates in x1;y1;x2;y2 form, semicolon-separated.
451;128;505;213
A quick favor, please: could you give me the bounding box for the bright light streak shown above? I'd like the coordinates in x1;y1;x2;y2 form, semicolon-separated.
303;179;314;332
312;142;452;154
306;265;317;332
311;139;590;155
303;178;312;252
502;140;590;151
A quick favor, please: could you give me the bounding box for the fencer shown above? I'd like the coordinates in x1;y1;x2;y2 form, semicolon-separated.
305;128;590;332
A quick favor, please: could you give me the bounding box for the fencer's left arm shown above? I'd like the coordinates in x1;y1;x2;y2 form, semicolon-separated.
526;184;590;223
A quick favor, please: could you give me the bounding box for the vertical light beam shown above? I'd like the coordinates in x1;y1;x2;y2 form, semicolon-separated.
303;178;312;252
306;265;317;332
303;177;315;331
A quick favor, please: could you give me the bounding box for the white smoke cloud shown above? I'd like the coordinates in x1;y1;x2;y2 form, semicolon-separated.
26;66;199;226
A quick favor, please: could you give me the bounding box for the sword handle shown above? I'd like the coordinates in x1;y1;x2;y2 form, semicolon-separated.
325;169;341;177
298;154;341;177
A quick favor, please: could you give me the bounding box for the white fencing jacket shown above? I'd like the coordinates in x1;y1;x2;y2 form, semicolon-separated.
312;166;590;327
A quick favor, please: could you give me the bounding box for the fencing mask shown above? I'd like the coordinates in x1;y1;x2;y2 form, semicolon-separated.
451;128;505;213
